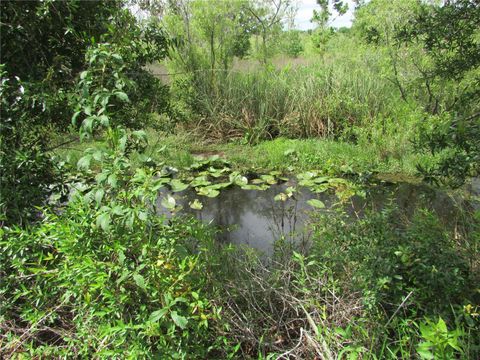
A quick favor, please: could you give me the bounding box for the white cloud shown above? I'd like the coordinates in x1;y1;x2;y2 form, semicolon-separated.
293;0;355;30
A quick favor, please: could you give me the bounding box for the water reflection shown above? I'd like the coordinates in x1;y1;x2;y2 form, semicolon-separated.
157;181;473;256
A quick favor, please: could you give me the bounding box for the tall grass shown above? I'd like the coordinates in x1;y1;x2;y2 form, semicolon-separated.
171;37;404;143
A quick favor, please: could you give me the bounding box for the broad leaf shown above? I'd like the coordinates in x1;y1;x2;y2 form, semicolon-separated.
171;311;188;329
307;199;325;209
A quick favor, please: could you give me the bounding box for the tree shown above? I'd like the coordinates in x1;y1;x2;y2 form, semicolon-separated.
310;0;348;52
246;0;296;64
0;0;170;224
283;30;304;58
398;0;480;185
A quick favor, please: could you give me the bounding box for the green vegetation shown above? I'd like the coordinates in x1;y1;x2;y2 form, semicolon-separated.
1;0;479;359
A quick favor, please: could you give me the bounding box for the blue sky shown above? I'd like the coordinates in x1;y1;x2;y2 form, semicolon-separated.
293;0;355;30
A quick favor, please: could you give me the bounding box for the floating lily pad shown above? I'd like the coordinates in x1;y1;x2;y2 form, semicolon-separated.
189;199;203;210
190;175;211;187
260;174;276;185
170;179;189;192
197;187;220;198
297;171;317;180
313;176;330;184
207;182;232;190
229;172;248;186
161;194;176;210
241;184;269;191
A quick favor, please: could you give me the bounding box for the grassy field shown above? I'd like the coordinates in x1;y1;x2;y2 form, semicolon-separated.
55;129;435;183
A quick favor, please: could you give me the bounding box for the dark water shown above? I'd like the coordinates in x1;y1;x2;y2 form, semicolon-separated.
157;180;475;256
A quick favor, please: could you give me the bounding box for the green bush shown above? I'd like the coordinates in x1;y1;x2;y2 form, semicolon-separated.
0;202;223;358
309;206;480;358
311;208;476;315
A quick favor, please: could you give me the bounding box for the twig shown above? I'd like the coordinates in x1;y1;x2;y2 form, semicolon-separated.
385;291;413;328
276;327;305;359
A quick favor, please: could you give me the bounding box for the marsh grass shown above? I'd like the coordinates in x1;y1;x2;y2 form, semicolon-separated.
183;60;395;142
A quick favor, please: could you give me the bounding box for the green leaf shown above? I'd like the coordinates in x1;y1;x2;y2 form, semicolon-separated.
138;211;148;221
170;311;188;329
118;250;126;265
161;194;176;209
72;111;81;125
313;176;330;184
115;91;129;102
96;212;111;231
170;179;189;192
416;343;434;359
197;187;220;198
98;114;109;127
132;130;147;142
297;171;317;180
437;317;447;333
189;199;203;210
133;273;146;290
260;174;276;185
229;173;248;186
77;155;91;170
94;189;105;206
274;193;288;201
107;174;118;188
149;308;168;322
207;182;231;190
190;176;211;187
307;199;325;209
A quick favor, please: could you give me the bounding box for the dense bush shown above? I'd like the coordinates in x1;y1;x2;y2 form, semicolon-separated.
0;202;222;358
0;1;170;225
309;206;480;358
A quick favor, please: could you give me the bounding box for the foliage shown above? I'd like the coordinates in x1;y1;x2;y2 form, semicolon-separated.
177;34;400;143
0;0;122;225
0;0;170;225
2;0;480;358
1;29;217;357
310;206;480;358
282;30;304;58
0;204;221;358
397;0;480;186
0;66;59;225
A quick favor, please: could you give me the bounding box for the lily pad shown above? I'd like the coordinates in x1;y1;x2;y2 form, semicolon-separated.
241;184;269;191
189;199;203;210
161;194;176;210
260;174;276;185
170;179;189;192
197;187;220;198
207;182;232;190
297;171;317;180
229;172;248;186
313;176;330;184
190;175;211;187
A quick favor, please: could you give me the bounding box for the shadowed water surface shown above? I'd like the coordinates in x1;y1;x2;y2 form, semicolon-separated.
158;180;474;256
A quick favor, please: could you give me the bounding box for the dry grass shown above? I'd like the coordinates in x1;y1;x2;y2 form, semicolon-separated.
214;252;364;359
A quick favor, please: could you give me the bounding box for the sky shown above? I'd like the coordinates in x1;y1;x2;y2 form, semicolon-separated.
293;0;355;30
130;0;356;30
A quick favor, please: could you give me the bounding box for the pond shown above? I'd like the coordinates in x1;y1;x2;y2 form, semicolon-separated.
158;179;475;256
